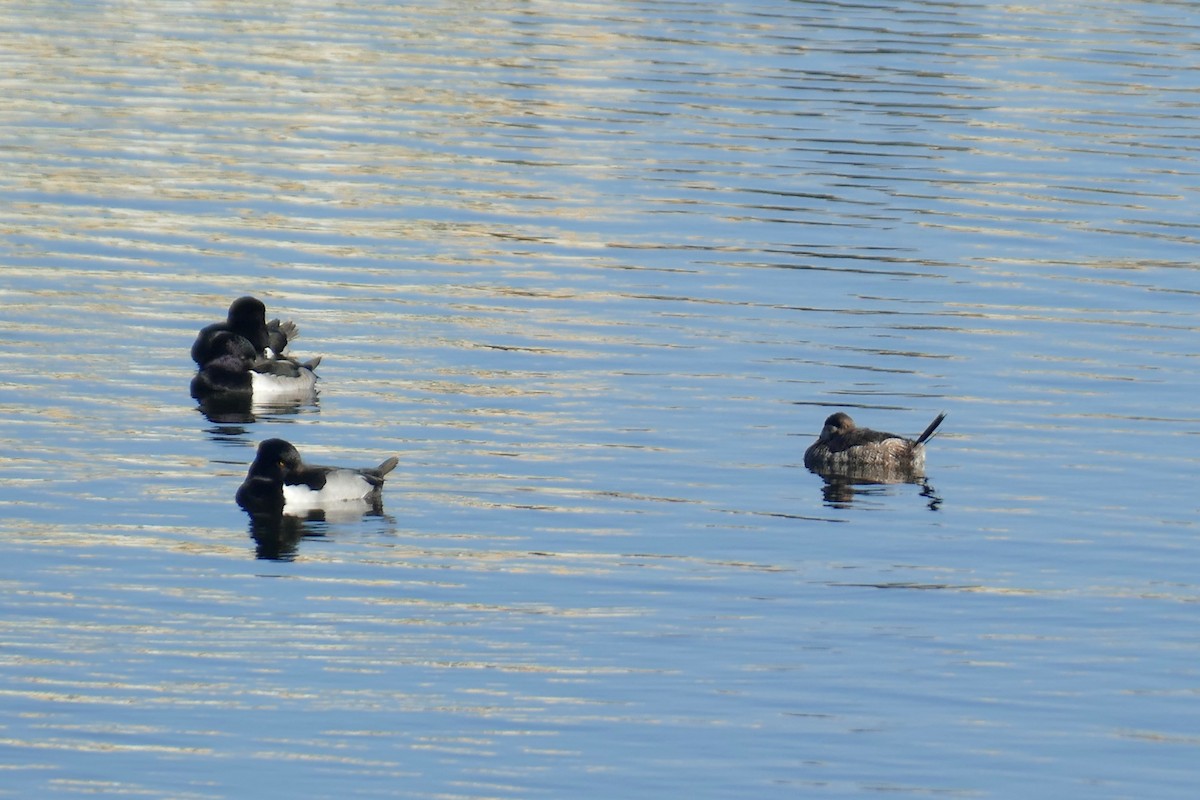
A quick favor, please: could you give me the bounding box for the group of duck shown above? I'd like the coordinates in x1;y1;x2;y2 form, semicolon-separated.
191;297;398;519
192;296;947;520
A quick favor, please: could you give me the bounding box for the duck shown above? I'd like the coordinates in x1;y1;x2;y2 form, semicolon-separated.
804;411;946;476
191;296;301;366
236;438;400;516
190;331;320;402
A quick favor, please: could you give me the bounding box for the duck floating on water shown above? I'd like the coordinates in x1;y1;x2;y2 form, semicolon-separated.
236;438;399;517
804;411;946;478
191;330;320;403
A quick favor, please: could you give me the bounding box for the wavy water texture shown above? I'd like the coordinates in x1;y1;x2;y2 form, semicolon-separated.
1;1;1199;798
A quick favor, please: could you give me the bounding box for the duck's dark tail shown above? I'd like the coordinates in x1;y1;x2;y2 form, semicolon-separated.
375;456;400;477
915;412;947;446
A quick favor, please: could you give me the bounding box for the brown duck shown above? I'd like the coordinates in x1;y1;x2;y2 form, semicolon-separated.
804;411;946;475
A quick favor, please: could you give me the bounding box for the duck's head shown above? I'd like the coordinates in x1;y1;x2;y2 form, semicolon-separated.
253;438;304;475
226;296;270;349
819;412;856;441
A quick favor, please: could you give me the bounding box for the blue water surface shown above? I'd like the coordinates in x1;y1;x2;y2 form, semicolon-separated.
1;1;1199;798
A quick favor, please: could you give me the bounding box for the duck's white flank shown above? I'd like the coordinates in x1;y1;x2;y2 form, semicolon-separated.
282;470;377;511
249;368;317;401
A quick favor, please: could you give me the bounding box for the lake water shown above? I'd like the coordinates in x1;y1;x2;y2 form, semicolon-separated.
2;1;1199;797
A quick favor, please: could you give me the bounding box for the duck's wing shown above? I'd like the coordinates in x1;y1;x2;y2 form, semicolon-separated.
284;458;395;494
828;428;905;451
266;318;299;356
251;354;319;378
286;464;332;491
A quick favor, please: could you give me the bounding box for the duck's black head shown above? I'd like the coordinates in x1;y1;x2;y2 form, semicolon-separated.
237;438;303;516
226;297;270;351
251;438;304;476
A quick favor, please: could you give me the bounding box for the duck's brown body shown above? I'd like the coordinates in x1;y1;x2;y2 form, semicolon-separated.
804;411;945;476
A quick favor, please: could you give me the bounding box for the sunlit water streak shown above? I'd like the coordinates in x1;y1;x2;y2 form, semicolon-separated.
2;1;1199;798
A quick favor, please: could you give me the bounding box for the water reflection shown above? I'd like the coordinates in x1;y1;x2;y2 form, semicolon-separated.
816;472;943;511
247;513;319;561
195;393;318;426
247;505;394;561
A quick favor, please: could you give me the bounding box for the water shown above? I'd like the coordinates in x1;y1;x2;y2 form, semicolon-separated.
2;1;1199;797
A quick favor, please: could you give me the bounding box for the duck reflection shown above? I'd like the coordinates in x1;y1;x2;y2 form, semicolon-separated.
195;392;317;427
816;469;943;511
247;513;320;560
246;503;393;560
